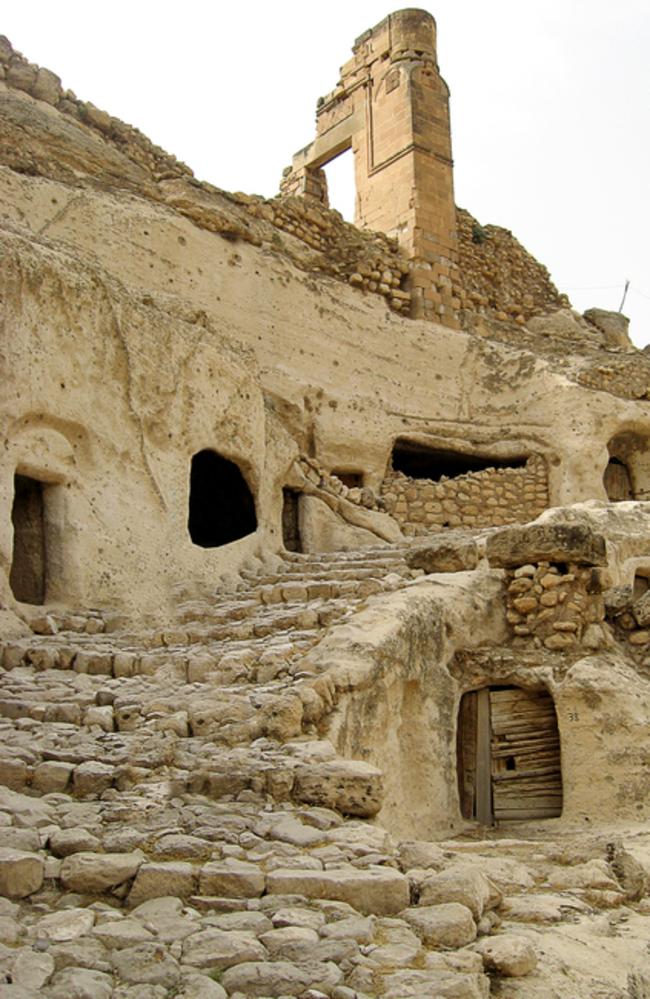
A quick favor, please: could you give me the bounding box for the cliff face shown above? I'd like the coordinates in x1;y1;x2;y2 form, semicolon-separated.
1;35;650;620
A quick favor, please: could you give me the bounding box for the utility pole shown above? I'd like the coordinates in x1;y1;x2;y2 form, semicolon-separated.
618;279;630;313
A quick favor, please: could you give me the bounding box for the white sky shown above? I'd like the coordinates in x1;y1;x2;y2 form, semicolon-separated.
4;1;650;344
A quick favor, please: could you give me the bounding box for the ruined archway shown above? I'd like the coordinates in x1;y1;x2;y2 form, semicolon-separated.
457;685;563;824
188;450;257;548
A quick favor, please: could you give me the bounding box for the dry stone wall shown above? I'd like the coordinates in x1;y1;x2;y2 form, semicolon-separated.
505;562;608;652
381;455;549;534
455;208;566;326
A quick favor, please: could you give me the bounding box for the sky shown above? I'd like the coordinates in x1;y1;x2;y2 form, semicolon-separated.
3;1;649;344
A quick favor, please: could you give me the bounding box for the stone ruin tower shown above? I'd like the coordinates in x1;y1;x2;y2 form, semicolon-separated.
281;9;458;325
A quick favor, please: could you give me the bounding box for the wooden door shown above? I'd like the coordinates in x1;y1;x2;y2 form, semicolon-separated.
457;686;562;824
604;458;634;501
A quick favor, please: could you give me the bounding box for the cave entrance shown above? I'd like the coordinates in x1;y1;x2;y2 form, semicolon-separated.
457;686;562;825
188;450;257;547
603;456;634;502
282;488;302;552
391;439;527;481
333;470;363;489
9;474;47;604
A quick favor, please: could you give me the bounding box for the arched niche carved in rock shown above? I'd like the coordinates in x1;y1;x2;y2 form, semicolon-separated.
188;450;257;548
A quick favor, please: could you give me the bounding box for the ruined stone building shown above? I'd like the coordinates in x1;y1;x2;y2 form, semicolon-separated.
1;10;650;998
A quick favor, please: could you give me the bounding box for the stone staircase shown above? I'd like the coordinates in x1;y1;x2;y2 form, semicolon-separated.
1;542;649;998
0;543;420;804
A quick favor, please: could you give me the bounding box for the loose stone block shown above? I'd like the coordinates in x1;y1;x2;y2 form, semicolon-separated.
60;850;143;893
265;868;409;916
292;759;384;817
402;902;477;948
486;523;607;568
474;934;538;976
129;862;198;904
0;848;44;898
199;861;265;898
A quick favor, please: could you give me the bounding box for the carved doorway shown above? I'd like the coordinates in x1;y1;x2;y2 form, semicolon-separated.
603;456;634;501
10;474;47;604
457;686;562;824
282;488;302;552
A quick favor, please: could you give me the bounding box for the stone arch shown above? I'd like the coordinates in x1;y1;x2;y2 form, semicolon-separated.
457;684;563;825
187;450;257;548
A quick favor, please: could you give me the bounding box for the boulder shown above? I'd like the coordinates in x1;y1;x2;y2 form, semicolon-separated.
176;973;227;999
49;828;101;858
583;308;632;349
419;866;499;920
36;907;95;941
10;949;55;990
405;535;479;574
486;522;607;568
474;934;538;976
221;959;343;997
181;927;267;969
397;840;446;872
92;917;155;949
60;851;143;893
258;925;320;961
0;848;44;898
47;968;113;999
402;903;477;948
381;968;489;998
111;942;180;987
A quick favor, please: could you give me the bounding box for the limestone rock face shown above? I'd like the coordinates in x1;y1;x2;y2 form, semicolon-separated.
583;308;632;349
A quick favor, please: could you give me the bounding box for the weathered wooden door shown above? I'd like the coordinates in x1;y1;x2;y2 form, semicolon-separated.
457;686;562;824
604;457;634;501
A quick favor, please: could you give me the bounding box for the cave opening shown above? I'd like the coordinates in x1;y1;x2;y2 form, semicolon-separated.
391;439;528;481
188;450;257;548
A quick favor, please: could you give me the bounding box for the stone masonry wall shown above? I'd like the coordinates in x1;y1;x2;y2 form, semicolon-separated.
505;562;608;652
381;454;548;534
455;208;566;326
